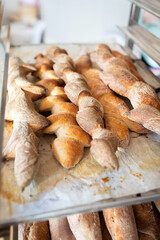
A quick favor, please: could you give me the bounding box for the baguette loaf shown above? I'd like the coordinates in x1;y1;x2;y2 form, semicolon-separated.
34;55;91;168
133;203;160;240
90;44;160;135
4;56;50;191
76;54;148;149
46;46;119;170
18;221;50;240
49;217;76;240
103;206;139;240
67;212;102;240
3;120;39;191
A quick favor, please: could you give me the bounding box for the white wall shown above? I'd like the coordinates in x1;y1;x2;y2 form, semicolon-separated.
3;0;131;43
3;0;19;24
44;0;131;43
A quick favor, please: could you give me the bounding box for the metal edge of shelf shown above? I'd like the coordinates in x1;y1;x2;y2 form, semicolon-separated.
0;189;160;227
0;25;10;173
128;0;160;18
118;25;160;65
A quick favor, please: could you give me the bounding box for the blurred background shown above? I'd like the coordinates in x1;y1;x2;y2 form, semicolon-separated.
3;0;131;45
2;0;160;76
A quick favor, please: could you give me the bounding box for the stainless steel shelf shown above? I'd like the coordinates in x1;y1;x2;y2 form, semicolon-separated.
128;0;160;18
119;24;160;65
0;25;10;173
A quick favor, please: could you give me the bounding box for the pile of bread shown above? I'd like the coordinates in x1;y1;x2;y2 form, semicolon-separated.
3;44;160;191
18;200;160;240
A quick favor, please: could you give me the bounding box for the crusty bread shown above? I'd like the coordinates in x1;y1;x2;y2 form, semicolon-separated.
5;84;50;131
104;116;130;149
3;120;39;191
133;203;160;240
4;56;50;191
46;46;119;170
103;206;139;240
49;217;76;240
90;44;160;135
35;55;91;168
67;212;102;240
18;221;50;240
99;212;112;240
76;54;148;149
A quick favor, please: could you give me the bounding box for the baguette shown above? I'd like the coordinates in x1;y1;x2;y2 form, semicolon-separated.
67;212;102;240
49;217;76;240
34;55;91;168
4;56;50;191
103;206;139;240
3;120;39;191
133;203;160;240
90;44;160;135
76;55;148;149
18;221;50;240
99;212;112;240
46;46;119;170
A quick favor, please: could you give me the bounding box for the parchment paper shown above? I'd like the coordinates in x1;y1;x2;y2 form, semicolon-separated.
0;43;160;224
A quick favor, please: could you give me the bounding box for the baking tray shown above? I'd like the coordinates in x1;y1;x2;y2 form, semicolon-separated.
0;43;160;226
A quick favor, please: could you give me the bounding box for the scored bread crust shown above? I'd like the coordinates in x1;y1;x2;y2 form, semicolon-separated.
67;212;102;240
46;46;119;170
4;56;50;191
133;203;160;240
35;54;91;168
90;44;160;135
49;217;76;240
103;206;139;240
76;54;148;150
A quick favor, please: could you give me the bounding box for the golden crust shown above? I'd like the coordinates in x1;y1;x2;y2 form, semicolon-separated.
104;115;130;149
39;95;66;112
103;206;139;240
43;113;77;133
133;203;160;240
51;102;78;116
35;53;54;67
49;217;76;240
67;212;102;240
56;125;91;147
76;55;147;136
52;137;84;168
47;86;69;100
36;79;60;89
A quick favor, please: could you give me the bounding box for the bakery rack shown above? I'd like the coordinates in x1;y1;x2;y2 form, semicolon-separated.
0;0;160;239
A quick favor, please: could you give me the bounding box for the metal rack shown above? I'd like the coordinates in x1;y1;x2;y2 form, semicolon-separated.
122;0;160;66
0;0;160;239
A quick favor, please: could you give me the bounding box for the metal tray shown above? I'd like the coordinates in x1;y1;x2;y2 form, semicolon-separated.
0;43;160;227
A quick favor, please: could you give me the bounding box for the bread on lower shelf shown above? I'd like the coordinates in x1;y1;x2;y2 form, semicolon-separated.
18;201;160;240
